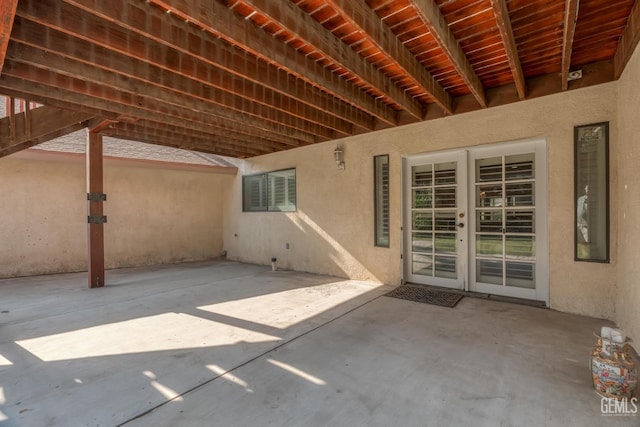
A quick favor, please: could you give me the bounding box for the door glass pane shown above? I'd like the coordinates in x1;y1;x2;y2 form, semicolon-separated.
435;186;456;208
435;256;456;278
435;233;456;254
505;154;534;180
477;260;503;285
434;162;456;185
412;165;432;187
412;254;433;276
505;182;534;206
412;189;432;208
412;212;433;231
505;236;535;260
412;232;433;253
476;210;502;232
476;157;502;182
477;184;502;207
506;210;534;233
476;234;503;258
506;262;535;288
435;211;456;231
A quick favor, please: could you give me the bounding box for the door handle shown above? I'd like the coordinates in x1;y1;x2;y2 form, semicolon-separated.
457;222;465;228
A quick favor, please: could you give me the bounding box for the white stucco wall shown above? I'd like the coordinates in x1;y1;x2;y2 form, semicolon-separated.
616;43;640;343
0;151;234;278
224;82;619;320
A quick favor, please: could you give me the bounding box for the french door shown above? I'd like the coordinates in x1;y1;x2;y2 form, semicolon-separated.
403;139;548;303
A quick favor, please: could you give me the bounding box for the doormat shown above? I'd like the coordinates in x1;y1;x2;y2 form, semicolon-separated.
385;285;463;308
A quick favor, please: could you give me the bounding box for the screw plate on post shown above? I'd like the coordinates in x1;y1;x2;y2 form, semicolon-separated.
88;215;107;224
87;192;107;202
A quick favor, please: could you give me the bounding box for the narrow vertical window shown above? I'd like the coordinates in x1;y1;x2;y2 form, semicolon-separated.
374;155;390;247
574;122;609;262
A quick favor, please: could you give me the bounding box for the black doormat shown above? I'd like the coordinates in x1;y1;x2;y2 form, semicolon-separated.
385;285;463;308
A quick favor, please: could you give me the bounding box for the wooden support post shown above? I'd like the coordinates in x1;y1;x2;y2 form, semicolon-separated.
24;101;31;137
8;96;15;142
87;131;105;288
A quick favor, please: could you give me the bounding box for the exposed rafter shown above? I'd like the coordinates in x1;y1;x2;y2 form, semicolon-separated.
408;0;487;108
614;0;640;78
0;0;18;75
561;0;580;91
0;0;634;159
490;0;526;100
313;0;453;115
0;104;93;157
134;0;400;126
237;0;425;119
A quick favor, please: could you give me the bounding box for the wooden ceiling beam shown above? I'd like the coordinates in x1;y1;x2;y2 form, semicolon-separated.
409;0;487;108
614;0;640;79
12;12;361;139
104;131;253;158
489;0;526;100
561;0;580;91
319;0;453;115
53;0;394;128
2;60;316;146
0;83;299;151
114;119;293;153
236;0;424;119
111;121;292;154
7;38;340;143
13;5;329;145
0;105;93;157
0;69;309;149
141;0;398;125
103;123;265;158
0;0;18;76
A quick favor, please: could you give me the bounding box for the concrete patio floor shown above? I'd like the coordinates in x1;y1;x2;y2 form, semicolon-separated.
0;260;637;426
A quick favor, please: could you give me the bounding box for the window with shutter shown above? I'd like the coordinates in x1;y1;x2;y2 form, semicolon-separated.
374;155;390;247
243;168;296;212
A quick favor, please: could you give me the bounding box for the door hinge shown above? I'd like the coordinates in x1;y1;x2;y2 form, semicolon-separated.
400;253;403;259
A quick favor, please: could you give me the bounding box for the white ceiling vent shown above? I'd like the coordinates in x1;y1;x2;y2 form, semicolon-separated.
568;70;583;81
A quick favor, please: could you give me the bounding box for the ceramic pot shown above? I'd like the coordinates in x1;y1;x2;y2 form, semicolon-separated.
591;336;638;400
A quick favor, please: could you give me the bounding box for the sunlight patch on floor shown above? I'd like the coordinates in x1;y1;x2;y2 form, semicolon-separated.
16;313;280;362
198;280;378;329
0;354;12;366
267;358;326;385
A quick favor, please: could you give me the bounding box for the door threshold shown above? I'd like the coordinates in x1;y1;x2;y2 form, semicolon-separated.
403;282;547;308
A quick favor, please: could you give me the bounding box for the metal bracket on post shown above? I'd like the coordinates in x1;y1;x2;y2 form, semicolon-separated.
88;215;107;224
87;192;107;202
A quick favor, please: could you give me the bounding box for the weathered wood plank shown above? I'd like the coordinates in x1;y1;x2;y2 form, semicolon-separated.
0;0;18;75
614;0;640;78
0;61;315;147
0;104;93;156
0;81;299;152
409;0;487;108
561;0;580;91
490;0;526;100
325;0;452;115
126;0;398;125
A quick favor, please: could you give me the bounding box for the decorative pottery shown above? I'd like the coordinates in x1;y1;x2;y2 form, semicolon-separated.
591;333;638;400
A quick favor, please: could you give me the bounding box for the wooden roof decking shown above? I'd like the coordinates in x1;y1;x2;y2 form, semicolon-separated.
0;0;638;158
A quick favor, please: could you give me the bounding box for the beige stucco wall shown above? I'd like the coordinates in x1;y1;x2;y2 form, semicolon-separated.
224;82;619;320
615;43;640;343
0;151;233;278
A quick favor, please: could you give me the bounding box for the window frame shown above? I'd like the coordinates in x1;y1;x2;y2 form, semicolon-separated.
573;122;610;263
242;168;297;213
374;154;390;247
